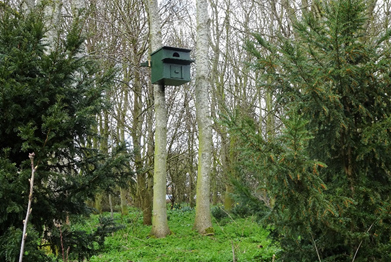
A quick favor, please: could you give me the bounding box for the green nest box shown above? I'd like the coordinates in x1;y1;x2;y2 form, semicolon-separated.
142;46;195;86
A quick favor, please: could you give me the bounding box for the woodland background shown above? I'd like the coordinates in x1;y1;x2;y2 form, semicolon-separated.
2;0;391;261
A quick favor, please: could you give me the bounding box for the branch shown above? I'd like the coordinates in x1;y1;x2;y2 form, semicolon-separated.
18;153;37;262
311;233;322;262
352;221;375;262
231;240;236;262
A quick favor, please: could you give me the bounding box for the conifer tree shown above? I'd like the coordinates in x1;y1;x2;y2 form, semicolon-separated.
229;0;391;260
0;3;129;261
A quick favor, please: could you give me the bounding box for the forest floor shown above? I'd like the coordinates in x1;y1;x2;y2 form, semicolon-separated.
84;206;279;262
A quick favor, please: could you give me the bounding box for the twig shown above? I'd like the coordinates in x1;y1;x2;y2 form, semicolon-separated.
352;222;375;262
311;233;322;262
219;206;239;227
58;224;67;262
66;246;70;261
18;153;37;262
231;240;236;262
212;214;236;261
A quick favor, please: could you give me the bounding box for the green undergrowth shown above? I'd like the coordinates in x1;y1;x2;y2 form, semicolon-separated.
83;206;279;262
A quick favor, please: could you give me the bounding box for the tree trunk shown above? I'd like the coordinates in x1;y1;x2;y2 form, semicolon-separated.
194;0;213;234
224;136;236;211
144;80;155;225
151;83;170;237
131;42;152;223
119;187;128;216
147;0;170;238
23;0;35;11
45;0;62;51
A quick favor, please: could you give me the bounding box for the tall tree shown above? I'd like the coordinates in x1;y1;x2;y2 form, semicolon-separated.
237;0;391;260
146;0;170;238
193;0;213;234
0;4;129;261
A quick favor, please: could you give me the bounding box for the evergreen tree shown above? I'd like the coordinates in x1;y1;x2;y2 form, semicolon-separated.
0;3;130;261
228;0;391;260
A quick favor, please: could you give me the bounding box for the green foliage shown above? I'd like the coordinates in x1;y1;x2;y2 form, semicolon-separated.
85;209;279;262
224;108;334;260
211;205;228;221
44;216;124;262
231;202;255;218
231;0;391;260
0;4;131;261
0;225;52;262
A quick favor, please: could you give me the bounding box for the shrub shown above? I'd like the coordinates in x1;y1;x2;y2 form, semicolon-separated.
211;206;228;222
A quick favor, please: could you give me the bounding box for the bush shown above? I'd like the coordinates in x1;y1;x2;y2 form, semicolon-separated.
211;206;228;222
231;202;253;218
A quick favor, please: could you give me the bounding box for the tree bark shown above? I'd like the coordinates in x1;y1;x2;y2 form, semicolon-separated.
194;0;213;234
44;0;62;51
23;0;35;11
120;66;129;216
144;76;155;225
147;0;170;238
151;83;170;237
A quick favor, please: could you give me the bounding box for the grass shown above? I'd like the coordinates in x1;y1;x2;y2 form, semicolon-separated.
80;206;279;262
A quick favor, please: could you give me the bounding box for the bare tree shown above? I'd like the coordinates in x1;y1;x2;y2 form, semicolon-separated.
193;0;213;234
146;0;170;238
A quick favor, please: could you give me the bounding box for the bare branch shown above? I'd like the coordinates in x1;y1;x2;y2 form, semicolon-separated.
18;153;37;262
